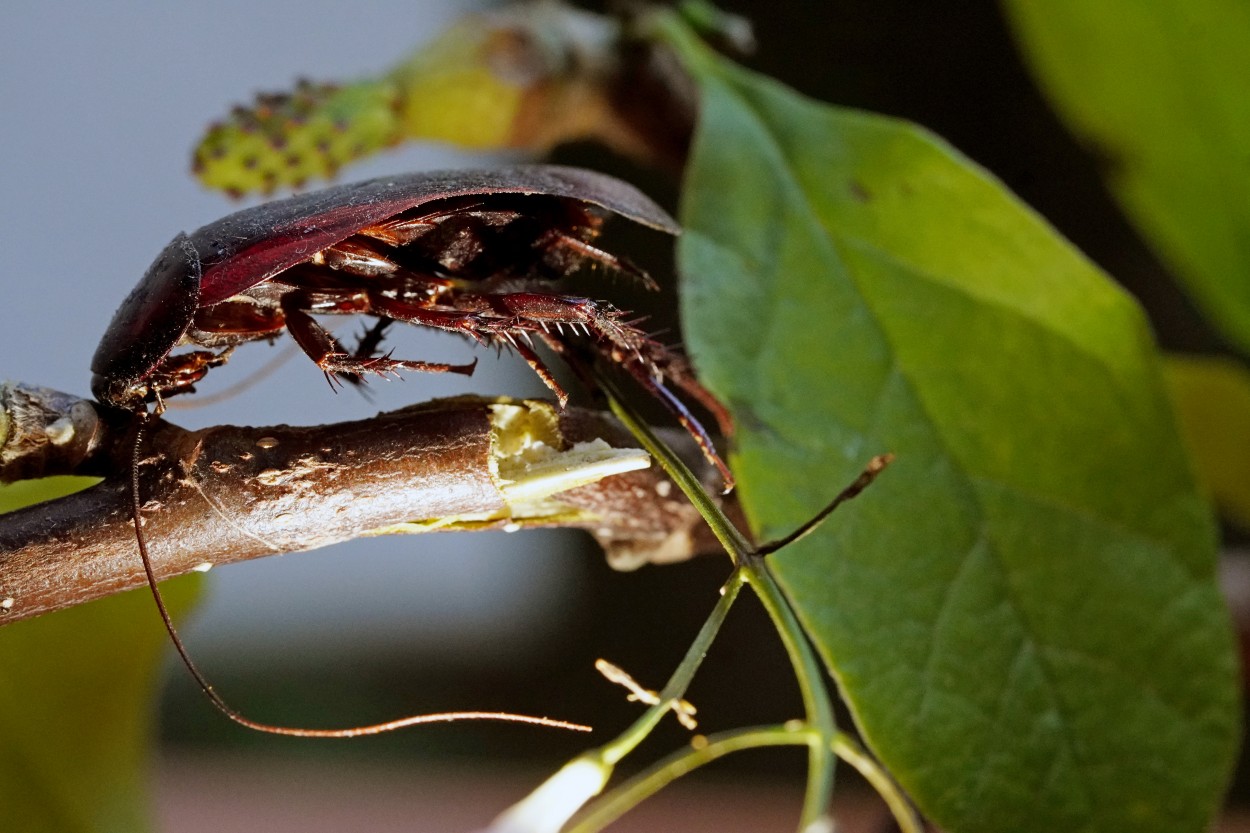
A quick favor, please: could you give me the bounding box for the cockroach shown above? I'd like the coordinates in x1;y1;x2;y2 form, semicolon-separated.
91;165;730;479
91;164;732;737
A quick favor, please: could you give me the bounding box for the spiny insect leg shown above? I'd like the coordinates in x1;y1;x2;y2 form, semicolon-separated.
366;293;495;345
537;230;659;291
281;297;475;381
372;286;573;404
503;297;733;490
619;356;735;492
148;349;232;402
611;335;736;481
335;318;395;390
352;318;395;359
473;292;639;352
504;334;570;407
543;330;735;492
642;352;735;440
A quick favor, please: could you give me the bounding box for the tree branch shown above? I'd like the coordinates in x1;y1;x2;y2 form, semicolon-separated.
0;384;731;625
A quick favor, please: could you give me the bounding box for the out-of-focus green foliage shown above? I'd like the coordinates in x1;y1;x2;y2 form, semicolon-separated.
663;15;1240;833
0;478;200;833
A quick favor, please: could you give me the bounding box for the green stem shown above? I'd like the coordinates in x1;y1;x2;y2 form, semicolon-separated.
492;571;744;833
604;380;752;561
492;362;768;833
569;724;921;833
832;733;923;833
602;382;838;830
567;724;810;833
594;569;744;767
743;558;838;829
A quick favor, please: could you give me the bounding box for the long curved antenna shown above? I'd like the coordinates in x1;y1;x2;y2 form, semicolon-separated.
128;413;589;737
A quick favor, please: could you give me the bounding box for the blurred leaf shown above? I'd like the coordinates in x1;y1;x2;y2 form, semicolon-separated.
0;478;200;833
1003;0;1250;352
1165;354;1250;531
661;17;1241;833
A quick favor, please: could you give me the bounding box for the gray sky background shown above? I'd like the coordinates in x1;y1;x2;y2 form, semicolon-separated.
0;1;588;663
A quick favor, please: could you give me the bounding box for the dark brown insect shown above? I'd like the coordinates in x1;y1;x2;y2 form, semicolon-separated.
92;164;731;482
90;165;733;738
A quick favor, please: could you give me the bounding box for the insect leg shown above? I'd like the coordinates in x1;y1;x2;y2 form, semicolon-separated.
640;351;735;440
330;318;396;393
504;336;570;406
615;355;734;491
280;295;476;379
366;293;497;343
366;293;570;401
536;229;659;291
144;349;232;401
469;292;634;345
351;317;394;359
466;291;735;488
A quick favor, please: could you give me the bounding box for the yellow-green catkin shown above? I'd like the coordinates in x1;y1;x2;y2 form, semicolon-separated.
193;78;403;197
191;20;529;197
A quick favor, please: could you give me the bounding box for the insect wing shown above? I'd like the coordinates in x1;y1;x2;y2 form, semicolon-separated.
193;165;679;306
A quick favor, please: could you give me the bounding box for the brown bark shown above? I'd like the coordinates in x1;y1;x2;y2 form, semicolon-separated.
0;385;732;625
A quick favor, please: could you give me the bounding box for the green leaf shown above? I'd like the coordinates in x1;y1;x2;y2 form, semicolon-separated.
1164;354;1250;531
1003;0;1250;352
0;478;201;833
662;18;1241;833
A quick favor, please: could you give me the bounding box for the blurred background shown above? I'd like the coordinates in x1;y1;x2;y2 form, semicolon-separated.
1;1;1245;830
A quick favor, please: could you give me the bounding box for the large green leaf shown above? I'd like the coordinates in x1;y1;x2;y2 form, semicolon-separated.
663;19;1240;833
1003;0;1250;352
0;478;200;833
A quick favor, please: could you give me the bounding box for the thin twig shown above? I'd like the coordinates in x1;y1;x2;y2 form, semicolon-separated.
0;388;726;624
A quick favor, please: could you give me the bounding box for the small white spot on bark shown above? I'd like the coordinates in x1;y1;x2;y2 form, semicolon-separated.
46;418;75;446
